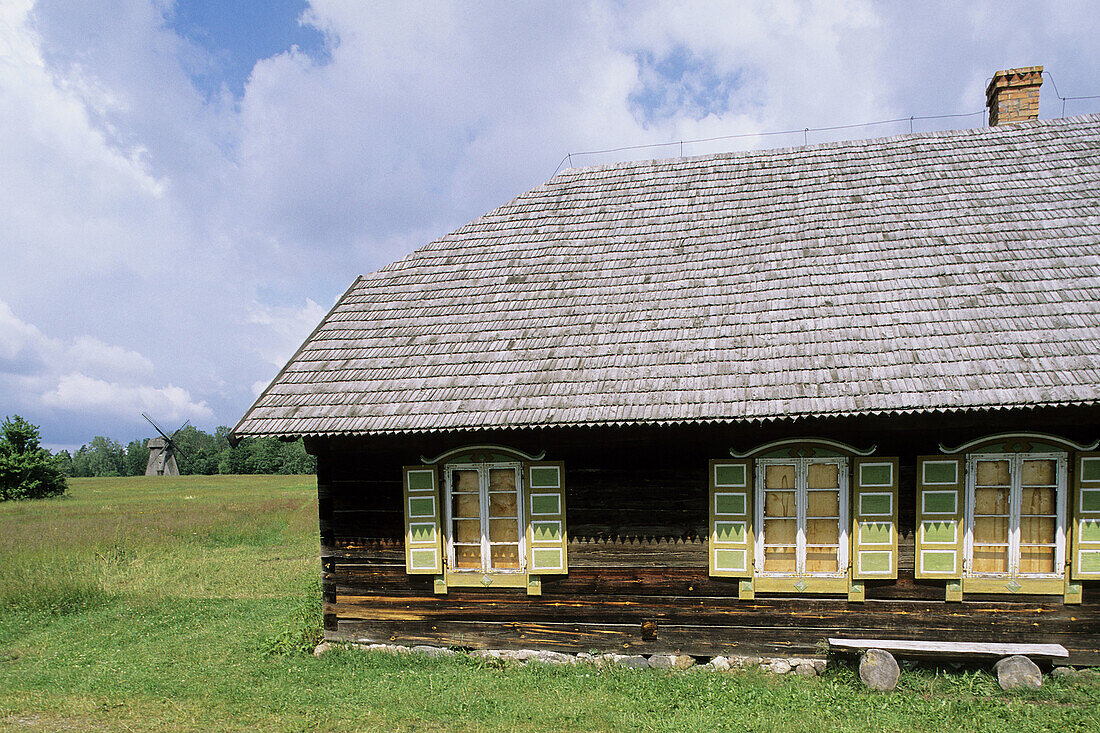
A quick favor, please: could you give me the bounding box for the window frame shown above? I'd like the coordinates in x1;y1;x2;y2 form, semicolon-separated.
753;456;849;579
962;451;1067;579
441;460;527;576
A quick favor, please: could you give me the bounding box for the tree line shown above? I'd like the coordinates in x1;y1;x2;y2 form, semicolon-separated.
58;425;316;477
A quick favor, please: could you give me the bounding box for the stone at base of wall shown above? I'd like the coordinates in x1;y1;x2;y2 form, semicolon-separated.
313;641;826;675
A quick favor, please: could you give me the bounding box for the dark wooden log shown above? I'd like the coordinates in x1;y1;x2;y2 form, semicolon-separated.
329;618;1100;666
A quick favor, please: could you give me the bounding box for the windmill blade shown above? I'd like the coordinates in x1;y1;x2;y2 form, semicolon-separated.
171;442;193;474
142;413;173;443
169;419;192;443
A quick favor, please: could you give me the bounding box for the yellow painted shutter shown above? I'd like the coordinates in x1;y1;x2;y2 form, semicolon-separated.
852;457;899;580
1071;452;1100;580
915;455;965;580
526;461;567;574
709;459;753;578
403;465;443;574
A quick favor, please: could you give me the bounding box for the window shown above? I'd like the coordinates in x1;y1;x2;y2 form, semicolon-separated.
916;434;1093;600
755;457;848;577
965;452;1066;578
711;443;898;600
401;451;568;594
444;462;524;574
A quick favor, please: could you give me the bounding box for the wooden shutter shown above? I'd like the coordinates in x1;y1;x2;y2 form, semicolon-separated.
403;465;443;574
709;460;753;578
915;455;965;580
1071;452;1100;580
526;461;567;574
852;457;899;580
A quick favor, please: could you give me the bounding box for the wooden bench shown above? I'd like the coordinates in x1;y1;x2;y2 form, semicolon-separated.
828;638;1069;661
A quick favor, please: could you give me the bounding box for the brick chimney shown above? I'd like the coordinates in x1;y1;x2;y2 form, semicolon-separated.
986;66;1043;126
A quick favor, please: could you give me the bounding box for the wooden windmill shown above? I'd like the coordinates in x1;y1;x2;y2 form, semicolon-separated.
142;414;190;476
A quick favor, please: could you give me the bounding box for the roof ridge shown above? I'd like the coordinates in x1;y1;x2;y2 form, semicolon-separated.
556;112;1100;177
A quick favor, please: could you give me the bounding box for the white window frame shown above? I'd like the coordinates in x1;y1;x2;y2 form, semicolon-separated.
754;457;849;578
442;461;526;575
963;451;1066;579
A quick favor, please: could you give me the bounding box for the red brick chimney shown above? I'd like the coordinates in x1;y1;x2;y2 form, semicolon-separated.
986;66;1043;126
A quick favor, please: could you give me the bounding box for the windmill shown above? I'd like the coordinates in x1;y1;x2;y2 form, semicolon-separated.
142;413;191;476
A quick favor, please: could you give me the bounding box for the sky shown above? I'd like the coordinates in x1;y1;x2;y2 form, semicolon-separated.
1;1;1098;451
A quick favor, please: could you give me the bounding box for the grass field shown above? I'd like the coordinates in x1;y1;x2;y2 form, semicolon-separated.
0;476;1097;732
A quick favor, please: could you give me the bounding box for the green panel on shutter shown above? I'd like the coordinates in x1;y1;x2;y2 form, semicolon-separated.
407;470;434;491
859;494;892;516
715;521;746;543
1080;551;1100;573
531;520;561;542
408;496;435;517
715;464;746;486
922;520;957;544
403;466;443;576
859;464;893;486
709;460;753;579
530;494;561;515
714;548;747;573
922;550;957;574
529;466;560;488
531;547;563;571
923;461;959;484
715;493;746;515
922;491;957;514
526;462;567;575
409;523;436;542
852;457;898;580
859;522;891;545
859;550;892;574
408;548;440;571
1072;452;1100;580
915;456;964;580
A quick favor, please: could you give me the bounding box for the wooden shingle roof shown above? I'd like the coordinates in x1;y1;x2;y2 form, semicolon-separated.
233;114;1100;438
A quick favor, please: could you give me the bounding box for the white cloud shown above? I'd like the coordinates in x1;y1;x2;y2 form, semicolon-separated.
0;299;51;366
0;299;208;430
41;372;212;422
69;336;154;379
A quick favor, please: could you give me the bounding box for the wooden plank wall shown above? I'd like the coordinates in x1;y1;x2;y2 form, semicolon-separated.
312;410;1100;665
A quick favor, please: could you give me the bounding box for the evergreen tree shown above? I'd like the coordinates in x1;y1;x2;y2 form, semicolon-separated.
0;415;68;501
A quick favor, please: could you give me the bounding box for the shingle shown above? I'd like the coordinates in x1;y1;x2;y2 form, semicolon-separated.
234;114;1100;438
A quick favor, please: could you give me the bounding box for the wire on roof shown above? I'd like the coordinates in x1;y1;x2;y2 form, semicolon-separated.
1043;71;1100;117
553;110;986;175
555;75;1100;176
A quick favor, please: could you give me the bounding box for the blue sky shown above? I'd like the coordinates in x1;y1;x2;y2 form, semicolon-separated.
166;0;327;98
1;1;1098;450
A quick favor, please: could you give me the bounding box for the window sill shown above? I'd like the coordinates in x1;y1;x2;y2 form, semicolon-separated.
961;576;1065;595
752;576;850;594
437;571;542;595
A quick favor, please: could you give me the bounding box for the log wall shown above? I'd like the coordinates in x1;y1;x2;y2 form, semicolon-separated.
310;407;1100;664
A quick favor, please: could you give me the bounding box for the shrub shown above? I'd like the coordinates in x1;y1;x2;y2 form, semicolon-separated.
0;415;68;501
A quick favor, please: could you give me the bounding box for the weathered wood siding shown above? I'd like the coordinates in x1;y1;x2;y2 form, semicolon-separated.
311;408;1100;664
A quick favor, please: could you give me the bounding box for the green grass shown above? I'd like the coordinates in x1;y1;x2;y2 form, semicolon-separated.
1;477;1097;732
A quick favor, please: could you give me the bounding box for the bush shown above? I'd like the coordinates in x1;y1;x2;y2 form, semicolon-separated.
0;415;68;501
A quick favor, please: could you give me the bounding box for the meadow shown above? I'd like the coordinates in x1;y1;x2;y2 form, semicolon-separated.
0;476;1097;732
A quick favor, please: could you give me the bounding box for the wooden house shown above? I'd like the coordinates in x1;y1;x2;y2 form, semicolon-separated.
233;67;1100;664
